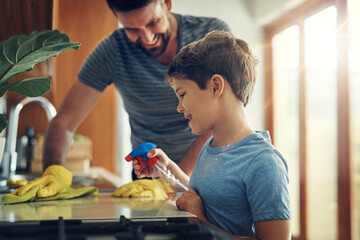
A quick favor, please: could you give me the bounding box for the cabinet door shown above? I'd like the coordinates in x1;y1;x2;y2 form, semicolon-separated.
52;0;118;173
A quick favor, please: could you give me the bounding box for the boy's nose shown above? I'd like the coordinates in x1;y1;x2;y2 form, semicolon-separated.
177;103;184;113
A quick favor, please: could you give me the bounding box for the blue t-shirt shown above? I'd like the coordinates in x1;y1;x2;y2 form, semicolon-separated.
78;13;230;162
189;131;291;237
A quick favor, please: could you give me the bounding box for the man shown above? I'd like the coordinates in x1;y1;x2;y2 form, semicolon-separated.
43;0;231;178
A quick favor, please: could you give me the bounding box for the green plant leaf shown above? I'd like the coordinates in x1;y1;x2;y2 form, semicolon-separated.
0;77;51;97
0;113;7;133
0;30;80;85
0;81;19;97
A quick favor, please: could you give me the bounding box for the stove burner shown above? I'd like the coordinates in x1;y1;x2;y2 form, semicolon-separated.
0;216;235;240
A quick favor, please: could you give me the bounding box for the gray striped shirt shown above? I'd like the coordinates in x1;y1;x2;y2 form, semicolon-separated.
78;13;230;163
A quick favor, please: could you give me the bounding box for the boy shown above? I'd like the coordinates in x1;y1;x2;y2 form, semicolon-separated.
134;30;291;239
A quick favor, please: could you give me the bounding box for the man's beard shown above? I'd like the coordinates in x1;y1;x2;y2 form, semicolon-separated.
136;32;171;57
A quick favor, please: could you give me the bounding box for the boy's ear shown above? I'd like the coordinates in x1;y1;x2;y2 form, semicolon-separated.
210;74;225;98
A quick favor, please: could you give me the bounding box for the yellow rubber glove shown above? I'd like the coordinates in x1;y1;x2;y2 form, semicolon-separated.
112;178;173;200
7;179;29;188
10;165;73;198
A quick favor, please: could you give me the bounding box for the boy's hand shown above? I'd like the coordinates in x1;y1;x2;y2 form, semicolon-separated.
133;148;171;178
176;188;207;222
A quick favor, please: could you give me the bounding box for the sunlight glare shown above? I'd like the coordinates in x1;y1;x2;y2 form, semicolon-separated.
304;6;337;70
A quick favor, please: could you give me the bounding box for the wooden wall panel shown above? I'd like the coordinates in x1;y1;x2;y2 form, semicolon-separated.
52;0;118;172
1;0;54;137
0;0;52;40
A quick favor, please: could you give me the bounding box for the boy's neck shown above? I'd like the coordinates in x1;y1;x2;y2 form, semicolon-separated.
211;126;254;148
211;103;255;148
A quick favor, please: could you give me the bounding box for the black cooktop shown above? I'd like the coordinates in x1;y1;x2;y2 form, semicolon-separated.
0;216;236;240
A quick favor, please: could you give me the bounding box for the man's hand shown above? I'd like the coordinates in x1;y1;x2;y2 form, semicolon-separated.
176;188;207;222
10;165;73;198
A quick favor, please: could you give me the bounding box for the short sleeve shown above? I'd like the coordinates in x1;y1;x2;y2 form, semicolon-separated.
212;18;231;33
244;149;292;222
78;34;118;92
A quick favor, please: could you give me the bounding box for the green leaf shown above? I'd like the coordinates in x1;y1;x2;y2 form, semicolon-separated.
9;77;51;97
0;30;80;85
0;81;19;97
0;113;8;133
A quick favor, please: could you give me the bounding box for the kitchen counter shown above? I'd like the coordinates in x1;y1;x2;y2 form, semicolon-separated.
0;193;195;222
0;169;239;239
0;193;239;239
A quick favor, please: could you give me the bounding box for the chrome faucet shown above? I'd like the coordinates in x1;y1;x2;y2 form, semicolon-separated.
0;97;56;179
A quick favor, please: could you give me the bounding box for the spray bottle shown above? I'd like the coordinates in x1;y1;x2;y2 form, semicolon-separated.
125;142;189;196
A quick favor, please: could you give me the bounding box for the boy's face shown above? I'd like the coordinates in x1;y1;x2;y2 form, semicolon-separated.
114;1;172;57
172;78;215;135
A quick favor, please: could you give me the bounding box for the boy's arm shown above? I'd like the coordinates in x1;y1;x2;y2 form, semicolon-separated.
204;221;257;240
254;219;291;240
166;158;190;186
177;131;212;176
176;189;257;240
136;148;190;185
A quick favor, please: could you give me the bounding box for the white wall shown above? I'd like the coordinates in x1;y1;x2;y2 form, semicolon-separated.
246;0;307;25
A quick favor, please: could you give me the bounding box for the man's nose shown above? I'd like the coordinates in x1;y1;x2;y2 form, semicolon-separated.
140;29;155;45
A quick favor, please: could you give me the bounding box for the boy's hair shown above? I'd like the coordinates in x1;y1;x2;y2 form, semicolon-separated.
106;0;160;12
166;30;258;106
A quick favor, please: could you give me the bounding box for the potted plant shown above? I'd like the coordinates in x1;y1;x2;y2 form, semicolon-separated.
0;30;80;163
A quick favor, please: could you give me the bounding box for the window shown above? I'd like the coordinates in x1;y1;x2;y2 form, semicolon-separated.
264;0;356;239
272;25;301;236
304;7;338;239
349;0;360;239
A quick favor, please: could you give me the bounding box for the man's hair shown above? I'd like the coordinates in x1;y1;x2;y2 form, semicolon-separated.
166;30;258;106
106;0;160;12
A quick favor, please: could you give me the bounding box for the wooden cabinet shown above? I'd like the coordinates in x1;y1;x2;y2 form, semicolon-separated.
0;0;118;173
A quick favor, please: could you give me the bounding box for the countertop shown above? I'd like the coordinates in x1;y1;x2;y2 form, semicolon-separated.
0;192;195;222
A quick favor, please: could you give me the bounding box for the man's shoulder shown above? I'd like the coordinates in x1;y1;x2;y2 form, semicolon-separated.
107;28;127;42
177;13;222;23
174;13;231;46
175;13;228;30
93;28;132;53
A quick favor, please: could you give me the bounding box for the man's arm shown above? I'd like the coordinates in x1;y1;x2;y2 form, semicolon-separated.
177;131;212;176
43;79;102;169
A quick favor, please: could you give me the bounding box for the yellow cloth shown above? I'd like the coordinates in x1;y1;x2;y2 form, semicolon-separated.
10;165;73;198
112;178;173;200
1;185;98;205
